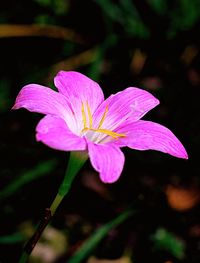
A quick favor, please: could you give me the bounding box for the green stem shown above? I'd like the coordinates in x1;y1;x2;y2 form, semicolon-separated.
18;253;29;263
18;151;88;263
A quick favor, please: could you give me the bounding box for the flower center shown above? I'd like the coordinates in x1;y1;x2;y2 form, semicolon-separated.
81;102;126;140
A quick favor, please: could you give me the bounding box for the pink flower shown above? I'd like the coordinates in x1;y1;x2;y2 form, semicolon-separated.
13;71;188;183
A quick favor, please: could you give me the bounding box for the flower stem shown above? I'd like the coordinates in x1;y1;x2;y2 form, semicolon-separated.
18;151;88;263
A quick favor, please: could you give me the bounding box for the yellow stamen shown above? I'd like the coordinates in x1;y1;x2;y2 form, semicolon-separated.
86;101;93;128
81;102;126;140
81;127;89;133
81;102;87;129
98;105;108;129
93;128;126;139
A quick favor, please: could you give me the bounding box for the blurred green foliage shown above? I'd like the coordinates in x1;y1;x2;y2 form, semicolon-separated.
0;160;57;201
0;233;25;244
34;0;69;16
151;228;185;259
68;210;133;263
147;0;167;15
95;0;200;38
94;0;150;38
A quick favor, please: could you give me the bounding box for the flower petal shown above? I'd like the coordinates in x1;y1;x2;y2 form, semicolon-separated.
87;142;125;183
54;71;104;113
12;84;77;132
36;115;86;151
93;87;159;131
115;120;188;159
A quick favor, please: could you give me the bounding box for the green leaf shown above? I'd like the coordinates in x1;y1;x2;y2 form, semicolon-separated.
151;228;185;259
94;0;125;24
0;159;57;201
34;0;69;16
34;14;54;25
147;0;167;15
126;18;150;38
95;0;149;38
168;0;200;37
87;34;117;80
53;0;69;16
68;209;134;263
0;233;25;244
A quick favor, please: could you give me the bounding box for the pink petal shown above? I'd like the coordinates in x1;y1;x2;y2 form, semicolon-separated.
115;120;188;159
54;71;104;113
87;142;125;183
36;115;86;151
12;84;77;131
93;87;159;131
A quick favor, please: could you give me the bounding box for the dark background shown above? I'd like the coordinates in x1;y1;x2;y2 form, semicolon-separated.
0;0;200;262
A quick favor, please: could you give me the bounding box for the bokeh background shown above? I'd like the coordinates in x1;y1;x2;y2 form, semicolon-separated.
0;0;200;262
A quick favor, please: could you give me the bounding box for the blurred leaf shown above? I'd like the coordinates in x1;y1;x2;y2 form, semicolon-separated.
168;0;200;37
0;159;57;201
34;0;69;16
94;0;124;24
125;18;149;38
34;14;55;25
53;0;69;16
178;0;200;28
119;0;141;20
147;0;167;15
34;0;52;7
180;45;199;66
68;210;134;263
95;0;149;38
0;233;25;244
0;24;83;43
165;185;200;212
88;34;117;80
151;228;185;259
130;49;147;75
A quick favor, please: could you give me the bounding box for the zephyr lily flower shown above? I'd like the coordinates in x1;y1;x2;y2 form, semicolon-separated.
13;71;188;183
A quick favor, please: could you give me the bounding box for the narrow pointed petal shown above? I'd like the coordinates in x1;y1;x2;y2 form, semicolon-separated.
115;120;188;159
93;87;159;131
54;71;104;113
12;84;77;131
87;142;125;183
36;115;86;151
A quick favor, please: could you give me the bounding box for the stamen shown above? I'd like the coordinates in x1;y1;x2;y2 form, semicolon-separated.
81;102;126;140
81;127;89;133
98;105;108;129
86;101;93;128
81;102;87;129
91;128;126;139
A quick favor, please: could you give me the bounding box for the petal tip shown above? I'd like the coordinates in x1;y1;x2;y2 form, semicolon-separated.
175;142;188;160
11;104;17;110
181;150;189;160
99;173;121;184
170;143;189;160
101;177;120;184
155;98;160;106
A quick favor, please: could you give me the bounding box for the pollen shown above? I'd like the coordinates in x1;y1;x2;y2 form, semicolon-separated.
81;102;126;140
